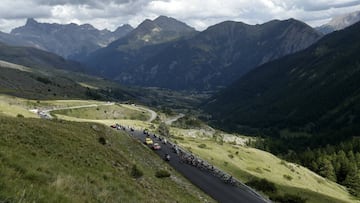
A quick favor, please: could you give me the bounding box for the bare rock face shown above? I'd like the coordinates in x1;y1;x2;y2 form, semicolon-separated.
317;10;360;34
9;18;133;59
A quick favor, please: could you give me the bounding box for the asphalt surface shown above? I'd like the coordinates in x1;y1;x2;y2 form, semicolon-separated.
123;127;269;203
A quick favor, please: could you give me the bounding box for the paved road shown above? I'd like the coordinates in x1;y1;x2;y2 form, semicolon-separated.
31;102;115;119
124;127;269;203
130;105;157;122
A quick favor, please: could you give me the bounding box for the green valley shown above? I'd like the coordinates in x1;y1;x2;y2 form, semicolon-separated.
1;7;360;203
0;94;354;203
0;101;213;202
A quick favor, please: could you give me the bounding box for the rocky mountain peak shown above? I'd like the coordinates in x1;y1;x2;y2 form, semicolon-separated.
25;18;38;26
316;10;360;34
137;19;157;31
113;24;134;36
115;24;133;31
327;10;360;29
80;23;96;30
8;19;133;59
154;15;195;32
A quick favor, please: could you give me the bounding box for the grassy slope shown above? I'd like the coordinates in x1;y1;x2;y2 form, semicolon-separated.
54;107;358;202
53;104;150;121
3;95;356;203
175;137;357;203
0;95;109;117
0;115;213;203
0;97;37;118
0;58;134;101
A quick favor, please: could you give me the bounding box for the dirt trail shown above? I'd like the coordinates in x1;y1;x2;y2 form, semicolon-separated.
165;113;185;125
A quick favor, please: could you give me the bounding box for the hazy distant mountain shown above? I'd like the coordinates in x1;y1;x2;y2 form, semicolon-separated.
85;18;321;90
317;10;360;34
83;15;197;78
9;18;133;59
0;42;85;72
205;21;360;138
0;31;36;48
0;42;134;100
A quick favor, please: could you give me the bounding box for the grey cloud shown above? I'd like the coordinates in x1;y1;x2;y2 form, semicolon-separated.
0;0;360;32
0;3;52;20
283;0;360;11
34;0;150;9
309;1;360;11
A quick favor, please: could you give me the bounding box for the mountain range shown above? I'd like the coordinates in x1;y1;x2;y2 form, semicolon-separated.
83;17;322;90
0;42;133;100
1;18;133;59
317;10;360;34
204;21;360;142
3;14;359;93
82;16;197;81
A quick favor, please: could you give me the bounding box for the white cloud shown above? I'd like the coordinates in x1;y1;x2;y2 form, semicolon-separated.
0;0;360;32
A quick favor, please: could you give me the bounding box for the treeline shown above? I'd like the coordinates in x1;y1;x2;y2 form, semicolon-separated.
291;141;360;196
252;138;360;196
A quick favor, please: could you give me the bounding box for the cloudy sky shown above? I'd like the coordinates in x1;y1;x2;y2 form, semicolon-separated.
0;0;360;32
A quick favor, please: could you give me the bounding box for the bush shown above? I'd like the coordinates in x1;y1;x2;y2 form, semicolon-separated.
98;137;107;145
198;143;206;148
16;114;24;118
131;165;143;179
283;174;293;181
228;154;234;159
155;170;171;178
246;178;277;194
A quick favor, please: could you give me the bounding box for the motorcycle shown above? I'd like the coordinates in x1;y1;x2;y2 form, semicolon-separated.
164;154;171;161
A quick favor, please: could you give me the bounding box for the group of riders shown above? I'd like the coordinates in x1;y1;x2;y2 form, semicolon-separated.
113;123;236;186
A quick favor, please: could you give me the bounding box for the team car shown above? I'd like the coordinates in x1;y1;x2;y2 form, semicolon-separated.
145;137;153;145
152;143;161;150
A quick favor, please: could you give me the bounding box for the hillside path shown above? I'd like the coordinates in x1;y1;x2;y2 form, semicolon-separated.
165;113;185;125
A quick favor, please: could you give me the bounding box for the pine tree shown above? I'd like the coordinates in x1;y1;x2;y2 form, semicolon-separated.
318;157;336;182
343;164;360;196
336;150;351;183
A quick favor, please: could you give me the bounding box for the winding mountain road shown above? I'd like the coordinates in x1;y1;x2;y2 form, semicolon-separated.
30;102;268;202
127;128;269;203
138;106;157;122
31;102;115;119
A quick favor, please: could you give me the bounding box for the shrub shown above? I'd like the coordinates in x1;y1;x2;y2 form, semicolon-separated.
228;154;234;159
131;165;143;179
283;174;293;181
246;178;277;194
155;170;171;178
16;114;24;118
198;144;206;148
98;137;107;145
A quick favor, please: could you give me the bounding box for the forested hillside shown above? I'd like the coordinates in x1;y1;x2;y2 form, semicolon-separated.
204;22;360;196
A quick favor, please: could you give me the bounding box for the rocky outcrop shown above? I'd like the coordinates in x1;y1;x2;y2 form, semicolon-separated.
8;18;133;59
317;10;360;34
